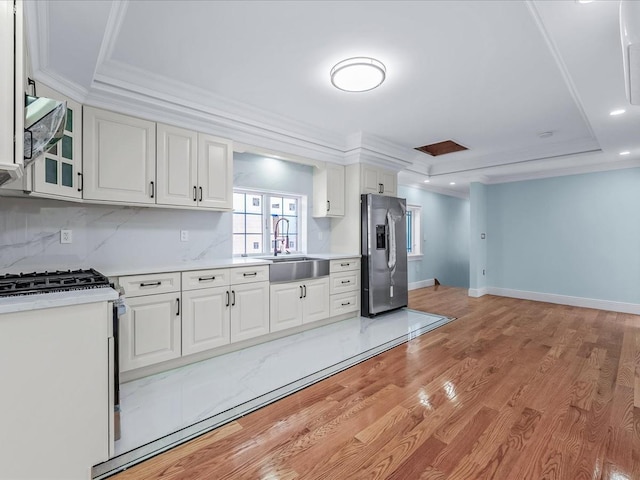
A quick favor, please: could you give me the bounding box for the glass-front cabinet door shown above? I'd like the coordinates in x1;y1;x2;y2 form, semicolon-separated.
31;83;82;199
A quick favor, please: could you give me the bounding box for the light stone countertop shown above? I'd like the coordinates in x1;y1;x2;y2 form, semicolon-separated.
0;286;119;315
102;253;360;278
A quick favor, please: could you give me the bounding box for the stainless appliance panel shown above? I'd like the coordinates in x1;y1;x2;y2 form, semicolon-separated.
361;194;408;316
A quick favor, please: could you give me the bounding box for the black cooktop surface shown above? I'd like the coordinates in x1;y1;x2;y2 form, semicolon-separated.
0;268;111;296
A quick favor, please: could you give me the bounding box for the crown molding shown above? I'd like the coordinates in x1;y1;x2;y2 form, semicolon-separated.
483;156;640;184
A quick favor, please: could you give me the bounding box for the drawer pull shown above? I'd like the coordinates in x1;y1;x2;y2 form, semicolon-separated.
140;281;162;287
198;276;216;282
341;301;351;306
341;280;351;284
243;272;257;277
340;263;351;267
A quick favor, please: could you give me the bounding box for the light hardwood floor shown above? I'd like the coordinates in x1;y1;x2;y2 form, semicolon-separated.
112;286;640;479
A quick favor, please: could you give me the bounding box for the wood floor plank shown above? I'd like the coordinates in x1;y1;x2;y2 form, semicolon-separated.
112;286;640;480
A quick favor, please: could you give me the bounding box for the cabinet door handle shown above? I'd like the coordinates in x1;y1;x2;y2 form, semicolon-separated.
381;184;385;194
340;263;350;267
77;172;83;192
193;186;197;202
226;290;230;307
341;280;351;284
303;285;307;298
243;272;257;277
198;276;216;282
199;186;203;202
327;200;330;212
231;290;236;306
150;181;155;198
299;285;303;299
140;281;161;287
176;298;180;316
341;301;351;306
378;183;383;194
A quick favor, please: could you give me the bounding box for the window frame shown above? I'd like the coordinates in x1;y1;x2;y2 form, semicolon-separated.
406;204;423;260
232;188;305;257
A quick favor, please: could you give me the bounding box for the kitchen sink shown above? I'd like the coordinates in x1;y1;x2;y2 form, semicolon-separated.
264;256;330;283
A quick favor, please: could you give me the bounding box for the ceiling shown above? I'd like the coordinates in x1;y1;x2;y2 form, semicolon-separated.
25;0;640;197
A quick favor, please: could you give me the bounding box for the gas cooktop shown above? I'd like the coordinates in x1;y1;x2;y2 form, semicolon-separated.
0;269;111;297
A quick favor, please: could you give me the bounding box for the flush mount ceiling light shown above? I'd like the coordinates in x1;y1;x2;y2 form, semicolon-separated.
620;150;631;155
330;57;386;92
610;109;626;115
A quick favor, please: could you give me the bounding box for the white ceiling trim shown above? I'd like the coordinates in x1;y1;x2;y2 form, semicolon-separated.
91;0;130;88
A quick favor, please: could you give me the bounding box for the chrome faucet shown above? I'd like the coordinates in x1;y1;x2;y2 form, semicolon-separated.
273;217;289;256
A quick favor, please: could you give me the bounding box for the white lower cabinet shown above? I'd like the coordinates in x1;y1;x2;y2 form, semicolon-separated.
270;277;330;332
120;292;181;372
230;281;270;342
182;286;230;355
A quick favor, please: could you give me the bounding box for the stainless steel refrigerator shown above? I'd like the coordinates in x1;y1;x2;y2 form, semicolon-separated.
361;193;408;316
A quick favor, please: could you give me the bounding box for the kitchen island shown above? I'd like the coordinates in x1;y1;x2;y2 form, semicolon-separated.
0;286;118;480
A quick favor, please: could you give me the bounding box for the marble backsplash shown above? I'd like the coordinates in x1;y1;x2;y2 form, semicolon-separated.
0;154;331;274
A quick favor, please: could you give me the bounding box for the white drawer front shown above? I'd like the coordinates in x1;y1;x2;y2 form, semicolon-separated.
182;268;230;291
230;265;269;285
330;291;360;317
118;272;181;297
330;270;360;295
330;258;361;273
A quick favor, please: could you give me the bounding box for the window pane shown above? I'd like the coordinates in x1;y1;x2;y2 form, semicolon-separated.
61;135;72;159
233;213;246;234
270;197;283;216
245;214;263;234
233;193;246;213
246;194;262;214
61;163;73;187
45;157;57;184
246;234;263;253
282;216;297;234
65;107;73;132
284;197;297;213
286;235;297;251
233;234;246;255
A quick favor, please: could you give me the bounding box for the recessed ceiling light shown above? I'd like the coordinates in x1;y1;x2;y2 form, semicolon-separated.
330;57;386;92
449;182;456;185
424;179;430;183
620;151;631;155
610;109;626;116
576;0;594;3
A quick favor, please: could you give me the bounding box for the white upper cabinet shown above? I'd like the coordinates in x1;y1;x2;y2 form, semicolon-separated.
360;164;397;197
83;106;156;204
157;126;232;210
197;133;233;210
156;123;198;207
31;83;82;199
313;163;345;217
0;0;23;182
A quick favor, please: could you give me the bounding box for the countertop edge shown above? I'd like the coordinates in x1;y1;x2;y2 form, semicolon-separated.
0;287;119;315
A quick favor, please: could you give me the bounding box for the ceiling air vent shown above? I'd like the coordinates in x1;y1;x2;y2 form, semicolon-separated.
415;140;468;157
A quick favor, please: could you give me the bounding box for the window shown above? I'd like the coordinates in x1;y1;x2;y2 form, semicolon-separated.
406;204;422;257
233;189;302;256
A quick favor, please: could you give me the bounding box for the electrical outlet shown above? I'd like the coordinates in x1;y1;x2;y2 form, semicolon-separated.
483;269;486;276
180;230;189;242
60;230;72;244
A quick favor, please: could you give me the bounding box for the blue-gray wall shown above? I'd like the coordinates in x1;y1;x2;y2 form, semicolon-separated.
469;182;487;291
398;185;470;288
486;167;640;304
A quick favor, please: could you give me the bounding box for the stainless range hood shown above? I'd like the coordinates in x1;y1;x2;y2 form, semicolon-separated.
0;94;66;187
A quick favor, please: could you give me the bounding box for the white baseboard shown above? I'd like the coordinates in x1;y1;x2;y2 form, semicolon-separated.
409;278;435;290
487;287;640;315
468;287;489;298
